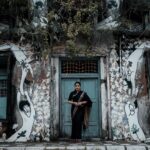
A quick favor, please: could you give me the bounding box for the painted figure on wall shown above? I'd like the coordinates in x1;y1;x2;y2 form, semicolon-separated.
0;44;51;142
7;91;35;142
32;0;48;28
125;100;145;141
6;45;35;142
124;41;150;141
0;44;35;142
110;38;150;141
96;0;123;29
68;81;92;142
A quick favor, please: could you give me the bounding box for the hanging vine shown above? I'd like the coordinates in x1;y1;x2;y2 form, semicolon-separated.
0;0;106;57
47;0;103;54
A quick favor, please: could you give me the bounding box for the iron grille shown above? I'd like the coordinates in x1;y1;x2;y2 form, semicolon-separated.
61;60;98;73
0;80;7;97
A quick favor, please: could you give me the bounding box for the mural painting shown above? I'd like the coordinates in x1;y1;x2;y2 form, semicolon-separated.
0;44;50;142
32;0;48;28
97;0;122;30
110;36;150;141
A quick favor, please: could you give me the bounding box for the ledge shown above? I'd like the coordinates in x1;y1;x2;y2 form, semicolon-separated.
0;141;149;150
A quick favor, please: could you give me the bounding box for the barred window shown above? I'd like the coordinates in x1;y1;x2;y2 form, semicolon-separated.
0;80;7;97
61;60;98;73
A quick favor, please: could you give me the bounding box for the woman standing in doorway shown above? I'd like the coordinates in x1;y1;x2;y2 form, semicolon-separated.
68;81;92;142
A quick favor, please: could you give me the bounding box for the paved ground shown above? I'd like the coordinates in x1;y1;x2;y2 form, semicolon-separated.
0;141;150;150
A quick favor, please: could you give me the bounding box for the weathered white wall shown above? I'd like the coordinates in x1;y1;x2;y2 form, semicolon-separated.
50;57;60;138
100;57;109;139
30;60;51;141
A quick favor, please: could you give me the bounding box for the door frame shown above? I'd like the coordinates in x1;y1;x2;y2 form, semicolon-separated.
59;57;102;138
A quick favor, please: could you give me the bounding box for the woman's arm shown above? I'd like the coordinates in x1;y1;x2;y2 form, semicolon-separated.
68;100;87;106
68;100;78;106
78;101;87;105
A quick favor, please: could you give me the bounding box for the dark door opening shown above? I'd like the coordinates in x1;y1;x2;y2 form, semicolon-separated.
60;58;101;139
0;52;16;138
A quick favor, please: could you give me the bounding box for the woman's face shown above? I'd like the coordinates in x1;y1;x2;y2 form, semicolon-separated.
75;83;81;92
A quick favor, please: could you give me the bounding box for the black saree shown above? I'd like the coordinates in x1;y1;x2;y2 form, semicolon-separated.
68;90;92;139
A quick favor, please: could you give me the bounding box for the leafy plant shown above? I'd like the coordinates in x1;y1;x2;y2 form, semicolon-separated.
47;0;103;54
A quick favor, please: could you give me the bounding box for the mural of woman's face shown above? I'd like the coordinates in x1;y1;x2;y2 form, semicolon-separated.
23;105;31;117
19;101;31;118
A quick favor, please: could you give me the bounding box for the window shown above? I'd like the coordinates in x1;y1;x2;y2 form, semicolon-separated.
0;71;7;120
0;79;7;97
61;59;98;73
0;55;9;121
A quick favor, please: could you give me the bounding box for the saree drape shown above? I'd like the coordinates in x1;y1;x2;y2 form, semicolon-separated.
68;90;92;139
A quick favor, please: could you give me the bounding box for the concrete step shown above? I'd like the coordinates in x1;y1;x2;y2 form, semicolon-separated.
0;142;149;150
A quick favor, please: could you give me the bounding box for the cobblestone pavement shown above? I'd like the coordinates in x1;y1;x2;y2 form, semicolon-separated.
0;141;150;150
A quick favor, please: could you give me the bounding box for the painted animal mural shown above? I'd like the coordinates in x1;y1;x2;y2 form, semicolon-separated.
110;37;150;141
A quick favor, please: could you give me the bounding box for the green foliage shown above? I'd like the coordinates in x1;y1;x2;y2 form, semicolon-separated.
47;0;102;54
0;0;104;57
66;40;77;54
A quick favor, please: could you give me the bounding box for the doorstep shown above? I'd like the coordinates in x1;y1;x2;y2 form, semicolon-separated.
0;141;149;150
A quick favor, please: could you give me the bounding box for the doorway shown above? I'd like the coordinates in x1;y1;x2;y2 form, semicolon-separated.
60;58;101;138
0;52;16;137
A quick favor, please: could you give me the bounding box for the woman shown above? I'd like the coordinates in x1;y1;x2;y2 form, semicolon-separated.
68;81;92;142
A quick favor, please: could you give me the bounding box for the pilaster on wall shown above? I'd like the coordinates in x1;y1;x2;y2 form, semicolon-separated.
100;57;109;139
49;57;59;139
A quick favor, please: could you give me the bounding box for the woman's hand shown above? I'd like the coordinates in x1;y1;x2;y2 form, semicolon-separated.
74;102;82;106
77;102;85;106
77;102;82;106
73;102;77;106
73;101;87;106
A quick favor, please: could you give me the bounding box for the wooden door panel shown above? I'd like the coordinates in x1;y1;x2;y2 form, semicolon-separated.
81;79;99;137
61;79;78;136
61;78;100;138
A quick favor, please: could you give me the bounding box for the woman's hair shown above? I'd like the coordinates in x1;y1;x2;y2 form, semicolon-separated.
19;100;30;111
74;81;81;86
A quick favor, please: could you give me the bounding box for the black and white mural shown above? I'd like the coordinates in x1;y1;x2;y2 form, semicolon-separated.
0;43;50;142
110;36;150;141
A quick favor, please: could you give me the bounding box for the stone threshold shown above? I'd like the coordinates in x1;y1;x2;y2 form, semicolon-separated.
0;141;149;150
